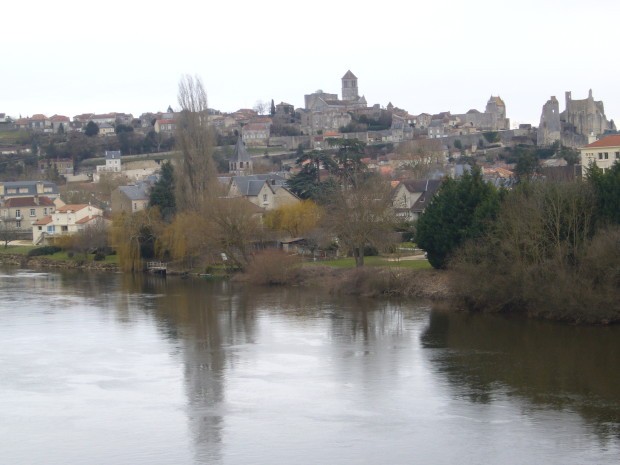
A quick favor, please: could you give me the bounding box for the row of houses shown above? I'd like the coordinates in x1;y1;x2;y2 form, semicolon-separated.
0;181;103;245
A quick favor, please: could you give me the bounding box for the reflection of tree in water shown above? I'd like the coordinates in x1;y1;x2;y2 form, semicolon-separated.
118;276;259;464
421;310;620;440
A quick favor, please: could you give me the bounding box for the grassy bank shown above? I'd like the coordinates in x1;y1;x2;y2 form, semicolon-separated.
237;250;445;299
305;256;432;269
0;244;119;269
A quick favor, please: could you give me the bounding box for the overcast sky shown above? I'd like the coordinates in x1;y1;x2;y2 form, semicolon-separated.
2;0;618;127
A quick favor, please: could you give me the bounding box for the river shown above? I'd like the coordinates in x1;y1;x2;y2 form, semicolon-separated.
0;268;619;464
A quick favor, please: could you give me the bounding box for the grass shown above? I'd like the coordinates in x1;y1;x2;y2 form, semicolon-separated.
0;244;119;264
305;255;431;270
0;245;35;255
0;130;29;143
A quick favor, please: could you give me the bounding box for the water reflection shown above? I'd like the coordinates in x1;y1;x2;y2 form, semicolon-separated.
421;309;620;439
2;267;620;464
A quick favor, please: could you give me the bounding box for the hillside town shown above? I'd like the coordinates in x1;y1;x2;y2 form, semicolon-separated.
0;70;617;252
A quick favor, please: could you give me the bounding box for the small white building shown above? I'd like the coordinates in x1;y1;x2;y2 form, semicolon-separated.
580;134;620;175
32;204;105;245
94;151;122;182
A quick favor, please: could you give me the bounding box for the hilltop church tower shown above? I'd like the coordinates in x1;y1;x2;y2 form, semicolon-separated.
341;70;359;102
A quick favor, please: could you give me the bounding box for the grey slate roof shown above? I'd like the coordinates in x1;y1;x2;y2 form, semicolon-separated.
119;181;151;200
105;150;121;160
0;181;58;196
230;136;251;163
231;174;287;196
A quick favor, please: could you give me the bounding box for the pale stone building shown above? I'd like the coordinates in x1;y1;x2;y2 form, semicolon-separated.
580;134;620;175
229;136;253;176
226;174;298;211
537;96;561;146
32;204;105;245
562;90;615;138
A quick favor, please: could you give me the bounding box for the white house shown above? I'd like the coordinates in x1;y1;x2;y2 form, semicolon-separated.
580;134;620;175
32;204;104;245
94;151;122;182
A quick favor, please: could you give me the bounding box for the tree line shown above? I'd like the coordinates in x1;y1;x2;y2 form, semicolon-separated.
416;164;620;323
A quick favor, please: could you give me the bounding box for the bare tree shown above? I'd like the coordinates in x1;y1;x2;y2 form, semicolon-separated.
175;74;217;211
203;197;263;269
73;217;108;258
253;100;268;116
0;219;18;248
324;176;396;267
395;139;445;179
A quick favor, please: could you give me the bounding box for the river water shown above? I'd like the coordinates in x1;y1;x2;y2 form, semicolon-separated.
1;268;619;465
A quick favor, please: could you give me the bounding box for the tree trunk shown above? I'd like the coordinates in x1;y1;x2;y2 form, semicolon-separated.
354;247;364;267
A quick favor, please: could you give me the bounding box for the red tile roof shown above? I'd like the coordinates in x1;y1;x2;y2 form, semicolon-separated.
50;115;70;122
75;216;99;224
5;196;55;208
56;204;89;213
584;135;620;148
33;215;53;225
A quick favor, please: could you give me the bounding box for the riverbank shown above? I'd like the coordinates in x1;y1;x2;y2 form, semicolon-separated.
236;263;450;300
0;253;119;271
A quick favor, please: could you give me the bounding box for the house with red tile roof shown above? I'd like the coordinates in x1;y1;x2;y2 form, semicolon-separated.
32;204;105;245
580;134;620;175
1;196;56;236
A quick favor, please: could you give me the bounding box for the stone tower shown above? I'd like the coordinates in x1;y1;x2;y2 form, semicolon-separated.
562;89;614;138
341;70;359;102
229;135;252;175
485;96;509;130
537;96;561;146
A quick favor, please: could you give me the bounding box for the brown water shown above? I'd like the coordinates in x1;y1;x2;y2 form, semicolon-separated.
0;268;618;464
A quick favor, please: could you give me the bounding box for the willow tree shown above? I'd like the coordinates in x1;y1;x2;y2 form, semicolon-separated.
264;200;322;238
110;209;163;272
175;74;217;211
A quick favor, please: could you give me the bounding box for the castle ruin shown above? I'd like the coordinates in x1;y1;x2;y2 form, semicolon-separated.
537;89;615;147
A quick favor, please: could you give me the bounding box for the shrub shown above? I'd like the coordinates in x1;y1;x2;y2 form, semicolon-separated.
243;249;301;285
93;252;106;261
27;246;61;257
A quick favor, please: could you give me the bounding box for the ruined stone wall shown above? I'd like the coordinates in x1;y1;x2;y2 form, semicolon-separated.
562;90;613;138
537;97;561;146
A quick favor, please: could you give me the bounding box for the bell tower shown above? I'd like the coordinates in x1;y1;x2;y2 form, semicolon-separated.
341;70;359;101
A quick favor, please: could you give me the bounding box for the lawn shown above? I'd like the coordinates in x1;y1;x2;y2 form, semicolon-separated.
0;245;35;255
306;255;431;270
0;245;119;264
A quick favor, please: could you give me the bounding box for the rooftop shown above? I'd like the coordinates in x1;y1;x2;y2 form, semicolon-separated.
584;134;620;148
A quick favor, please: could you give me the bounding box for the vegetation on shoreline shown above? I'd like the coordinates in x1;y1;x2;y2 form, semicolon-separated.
418;163;620;324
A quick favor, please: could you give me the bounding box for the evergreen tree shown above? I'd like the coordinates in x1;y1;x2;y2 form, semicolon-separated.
270;99;276;116
149;161;176;221
416;167;501;269
84;121;99;137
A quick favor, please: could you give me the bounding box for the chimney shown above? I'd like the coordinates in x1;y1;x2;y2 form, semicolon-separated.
34;195;39;206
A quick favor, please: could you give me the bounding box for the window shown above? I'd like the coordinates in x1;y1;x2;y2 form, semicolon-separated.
30;209;35;217
15;209;21;218
616;152;620;159
44;208;48;215
263;194;268;202
604;152;609;160
38;226;42;231
47;226;54;233
16;221;21;229
598;153;603;160
61;226;68;232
